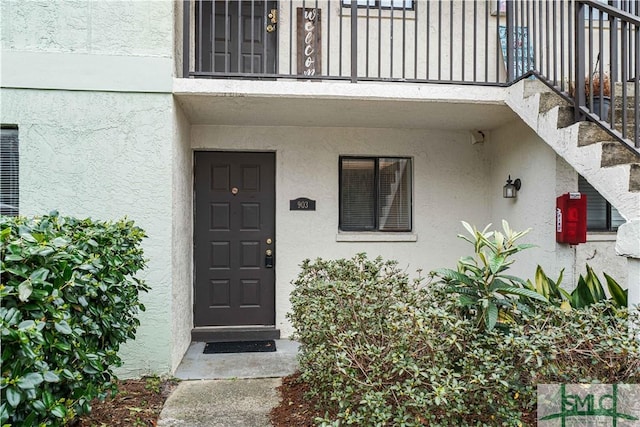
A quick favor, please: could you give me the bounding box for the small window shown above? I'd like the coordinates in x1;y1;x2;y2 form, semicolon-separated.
578;175;624;232
342;0;414;10
340;157;412;232
1;126;19;217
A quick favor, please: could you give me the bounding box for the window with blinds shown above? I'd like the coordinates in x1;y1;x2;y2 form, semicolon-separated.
1;126;19;217
343;0;414;10
339;157;412;231
578;175;624;231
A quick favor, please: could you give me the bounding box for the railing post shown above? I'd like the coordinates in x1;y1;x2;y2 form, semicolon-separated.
350;0;358;83
183;0;190;78
575;0;586;121
506;0;515;81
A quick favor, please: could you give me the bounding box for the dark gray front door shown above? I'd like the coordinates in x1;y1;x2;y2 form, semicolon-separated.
194;152;275;326
195;0;278;74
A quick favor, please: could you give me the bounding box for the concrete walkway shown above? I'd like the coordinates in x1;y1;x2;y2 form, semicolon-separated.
157;340;300;426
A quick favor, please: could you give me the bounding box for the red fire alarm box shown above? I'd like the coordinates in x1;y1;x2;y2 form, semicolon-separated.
556;192;587;244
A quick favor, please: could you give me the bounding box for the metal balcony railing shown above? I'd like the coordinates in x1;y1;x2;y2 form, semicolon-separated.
182;0;640;150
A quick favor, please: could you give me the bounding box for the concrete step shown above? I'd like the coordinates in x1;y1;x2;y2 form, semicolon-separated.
577;122;617;146
601;142;640;167
631;164;640;192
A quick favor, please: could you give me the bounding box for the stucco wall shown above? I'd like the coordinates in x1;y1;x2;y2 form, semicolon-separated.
191;125;493;337
171;101;193;372
1;0;172;55
487;119;576;284
487;118;628;291
1;88;175;376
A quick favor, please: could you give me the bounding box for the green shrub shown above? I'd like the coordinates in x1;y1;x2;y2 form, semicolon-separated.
527;264;627;309
430;221;547;331
289;253;640;426
0;212;149;426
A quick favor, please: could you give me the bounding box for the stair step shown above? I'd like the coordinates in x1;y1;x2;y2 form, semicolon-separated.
539;91;568;114
601;142;640;167
557;106;576;128
631;164;640;192
577;122;617;146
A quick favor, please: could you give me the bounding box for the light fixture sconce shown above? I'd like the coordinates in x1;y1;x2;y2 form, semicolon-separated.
503;175;521;198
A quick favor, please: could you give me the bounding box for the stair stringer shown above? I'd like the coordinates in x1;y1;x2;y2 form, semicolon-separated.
505;79;640;224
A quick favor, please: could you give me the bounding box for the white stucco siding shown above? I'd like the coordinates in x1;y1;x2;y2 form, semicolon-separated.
487;118;629;290
171;101;193;373
191;125;492;337
1;0;172;56
1;0;174;93
2;88;174;376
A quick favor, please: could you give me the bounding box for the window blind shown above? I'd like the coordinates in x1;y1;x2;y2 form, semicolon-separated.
578;175;622;231
0;127;19;216
341;158;376;230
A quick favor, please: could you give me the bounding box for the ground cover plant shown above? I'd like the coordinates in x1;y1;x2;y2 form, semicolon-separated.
0;212;149;426
288;222;640;426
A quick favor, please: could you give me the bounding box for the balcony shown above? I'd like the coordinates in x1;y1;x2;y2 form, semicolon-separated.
181;0;640;150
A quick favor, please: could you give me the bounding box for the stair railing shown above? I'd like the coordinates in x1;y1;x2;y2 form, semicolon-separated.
574;0;639;151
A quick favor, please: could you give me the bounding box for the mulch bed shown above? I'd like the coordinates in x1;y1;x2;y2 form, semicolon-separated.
73;378;179;427
270;372;323;426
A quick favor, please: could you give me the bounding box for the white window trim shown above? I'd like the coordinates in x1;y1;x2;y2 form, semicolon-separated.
336;232;417;242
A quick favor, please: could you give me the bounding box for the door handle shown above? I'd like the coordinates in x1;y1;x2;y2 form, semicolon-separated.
267;9;277;33
265;249;274;268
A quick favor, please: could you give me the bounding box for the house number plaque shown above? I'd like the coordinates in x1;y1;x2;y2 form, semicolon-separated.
290;197;316;211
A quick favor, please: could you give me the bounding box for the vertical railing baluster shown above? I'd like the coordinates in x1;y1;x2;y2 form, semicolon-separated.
506;0;514;81
495;1;500;82
402;0;406;79
327;0;331;76
197;0;202;72
212;0;216;72
390;1;394;78
426;1;430;80
438;1;442;80
315;0;319;77
462;0;466;81
224;0;229;72
622;18;629;139
366;1;370;77
473;0;477;82
485;0;489;82
610;2;618;125
635;25;639;147
378;2;382;78
250;1;255;73
237;0;241;72
351;0;357;82
576;1;586;121
414;0;418;80
183;0;190;77
449;0;453;80
339;0;343;76
289;0;292;75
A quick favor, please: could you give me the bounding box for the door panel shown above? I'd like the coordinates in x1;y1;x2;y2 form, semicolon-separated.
196;1;277;74
194;152;275;326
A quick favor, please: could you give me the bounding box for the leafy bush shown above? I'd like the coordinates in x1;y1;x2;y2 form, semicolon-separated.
527;264;627;309
0;212;148;426
289;252;640;426
430;221;547;330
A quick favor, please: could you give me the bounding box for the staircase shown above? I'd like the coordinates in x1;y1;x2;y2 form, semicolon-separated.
505;79;640;223
505;78;640;306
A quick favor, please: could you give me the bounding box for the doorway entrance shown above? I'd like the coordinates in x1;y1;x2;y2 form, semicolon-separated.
193;151;276;327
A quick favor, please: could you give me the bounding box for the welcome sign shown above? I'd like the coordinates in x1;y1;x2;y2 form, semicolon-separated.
297;8;321;77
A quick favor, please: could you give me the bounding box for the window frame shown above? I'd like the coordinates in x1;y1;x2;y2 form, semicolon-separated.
339;156;413;232
341;0;415;11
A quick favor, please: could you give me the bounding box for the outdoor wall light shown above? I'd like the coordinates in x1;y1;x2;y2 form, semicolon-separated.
503;175;521;198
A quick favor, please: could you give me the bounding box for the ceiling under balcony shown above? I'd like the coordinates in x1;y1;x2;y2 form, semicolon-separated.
173;79;518;131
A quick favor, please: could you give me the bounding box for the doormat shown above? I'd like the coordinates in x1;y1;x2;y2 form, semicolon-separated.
203;340;277;354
